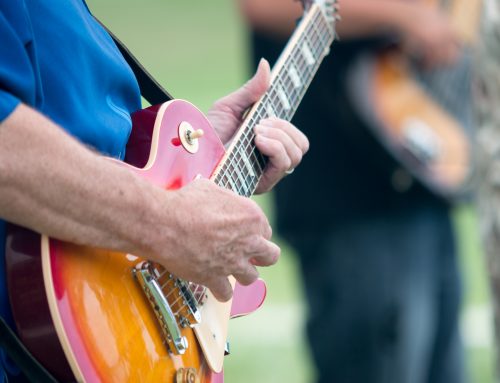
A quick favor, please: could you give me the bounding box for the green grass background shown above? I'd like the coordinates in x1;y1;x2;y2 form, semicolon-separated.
87;1;495;381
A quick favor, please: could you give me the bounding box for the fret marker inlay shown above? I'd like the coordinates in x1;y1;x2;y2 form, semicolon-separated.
236;170;249;196
288;65;302;88
267;104;276;117
301;42;315;66
228;177;238;193
241;149;256;178
277;86;291;110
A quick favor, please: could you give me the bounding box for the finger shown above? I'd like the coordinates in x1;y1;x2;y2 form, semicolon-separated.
248;239;281;266
233;264;260;286
212;58;271;117
255;123;304;169
243;197;273;238
253;135;291;193
207;277;234;302
255;134;292;173
261;118;310;154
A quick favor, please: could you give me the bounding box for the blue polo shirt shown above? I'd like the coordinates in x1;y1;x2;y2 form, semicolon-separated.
0;0;141;378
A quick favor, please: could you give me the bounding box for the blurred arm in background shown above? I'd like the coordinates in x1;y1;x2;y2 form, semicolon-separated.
239;0;461;68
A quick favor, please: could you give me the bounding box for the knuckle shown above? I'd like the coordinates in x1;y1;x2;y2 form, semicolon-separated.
239;268;259;286
235;257;250;275
302;136;310;154
246;199;265;220
210;278;233;302
291;146;303;166
283;156;293;171
267;224;273;238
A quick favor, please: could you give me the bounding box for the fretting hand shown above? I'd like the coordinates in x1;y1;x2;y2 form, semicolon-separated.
206;58;309;193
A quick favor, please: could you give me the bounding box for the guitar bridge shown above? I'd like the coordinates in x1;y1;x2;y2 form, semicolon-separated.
133;261;207;355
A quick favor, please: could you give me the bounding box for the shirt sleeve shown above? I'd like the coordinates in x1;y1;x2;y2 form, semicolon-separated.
0;4;37;122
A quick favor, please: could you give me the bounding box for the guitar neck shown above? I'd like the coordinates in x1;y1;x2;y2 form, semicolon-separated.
212;3;336;196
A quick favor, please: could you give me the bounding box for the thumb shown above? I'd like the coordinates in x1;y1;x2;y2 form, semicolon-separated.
217;58;271;115
245;58;271;102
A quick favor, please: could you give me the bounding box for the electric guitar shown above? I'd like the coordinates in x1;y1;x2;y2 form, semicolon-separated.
5;1;337;381
347;0;481;199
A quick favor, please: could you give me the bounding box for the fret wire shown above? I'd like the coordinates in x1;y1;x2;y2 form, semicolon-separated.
240;144;257;181
278;73;291;116
313;11;325;58
250;146;264;175
315;15;328;59
239;151;257;193
235;156;250;196
216;5;333;196
236;158;251;196
219;168;233;191
284;71;299;106
289;52;303;113
227;159;236;187
227;158;245;195
249;147;266;175
219;174;229;189
227;172;241;194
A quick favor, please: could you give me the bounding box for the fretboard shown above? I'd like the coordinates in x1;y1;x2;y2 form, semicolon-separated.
212;4;336;197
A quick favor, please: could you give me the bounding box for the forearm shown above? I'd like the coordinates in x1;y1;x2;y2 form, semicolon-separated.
238;0;302;39
334;0;422;39
0;104;167;257
240;0;423;40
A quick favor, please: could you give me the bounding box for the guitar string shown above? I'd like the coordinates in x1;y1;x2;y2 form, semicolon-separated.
146;7;333;318
216;8;329;197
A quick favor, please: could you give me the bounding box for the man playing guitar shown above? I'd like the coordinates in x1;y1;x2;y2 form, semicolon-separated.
0;1;308;380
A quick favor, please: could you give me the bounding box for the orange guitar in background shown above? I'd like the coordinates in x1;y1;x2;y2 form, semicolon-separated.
5;1;337;382
348;0;482;199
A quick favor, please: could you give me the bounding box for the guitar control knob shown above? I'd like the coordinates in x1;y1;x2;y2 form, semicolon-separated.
175;367;200;383
187;129;204;142
179;121;204;154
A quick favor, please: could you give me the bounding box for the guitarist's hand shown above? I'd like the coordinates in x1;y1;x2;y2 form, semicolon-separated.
206;58;309;194
156;178;279;302
399;5;461;69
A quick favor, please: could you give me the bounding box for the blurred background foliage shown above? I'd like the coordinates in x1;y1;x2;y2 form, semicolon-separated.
87;0;495;381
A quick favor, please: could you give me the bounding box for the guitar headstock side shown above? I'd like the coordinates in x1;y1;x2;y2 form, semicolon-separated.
300;0;339;34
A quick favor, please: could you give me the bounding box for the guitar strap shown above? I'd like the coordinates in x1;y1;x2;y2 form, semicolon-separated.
81;0;174;105
0;7;174;383
101;23;175;105
0;316;58;382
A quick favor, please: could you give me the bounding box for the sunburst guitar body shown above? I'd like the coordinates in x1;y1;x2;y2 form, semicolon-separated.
6;100;268;382
5;0;338;381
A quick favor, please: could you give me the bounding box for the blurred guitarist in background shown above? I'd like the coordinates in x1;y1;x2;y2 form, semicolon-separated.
0;1;309;381
240;1;467;382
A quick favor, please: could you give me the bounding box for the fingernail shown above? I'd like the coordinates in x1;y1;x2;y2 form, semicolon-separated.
259;57;269;69
260;118;275;126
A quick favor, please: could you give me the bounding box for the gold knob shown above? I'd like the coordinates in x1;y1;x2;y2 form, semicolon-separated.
175;368;200;383
187;129;204;141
